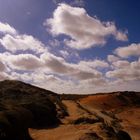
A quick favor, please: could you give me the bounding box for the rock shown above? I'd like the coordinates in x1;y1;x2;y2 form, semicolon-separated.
116;130;131;140
0;107;33;140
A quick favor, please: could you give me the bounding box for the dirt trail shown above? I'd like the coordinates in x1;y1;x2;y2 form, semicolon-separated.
30;100;121;140
30;124;104;140
77;101;122;130
61;100;98;124
29;100;103;140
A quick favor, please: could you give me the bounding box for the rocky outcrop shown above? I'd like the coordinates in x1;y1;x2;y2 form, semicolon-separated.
0;107;33;140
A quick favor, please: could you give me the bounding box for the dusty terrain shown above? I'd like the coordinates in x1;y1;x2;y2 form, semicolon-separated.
0;80;139;140
30;92;140;140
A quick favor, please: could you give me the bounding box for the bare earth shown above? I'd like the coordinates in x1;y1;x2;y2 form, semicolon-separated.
29;93;140;140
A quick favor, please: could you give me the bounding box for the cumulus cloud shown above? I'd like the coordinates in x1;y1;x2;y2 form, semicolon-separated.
0;51;105;81
0;72;10;81
41;53;75;73
60;50;69;58
115;43;140;58
41;53;102;80
0;21;139;93
71;70;102;80
106;68;140;81
112;60;130;69
45;3;127;49
0;22;17;35
0;34;46;53
106;58;140;81
131;58;140;69
107;55;120;62
78;60;109;70
10;72;32;82
49;39;60;47
32;73;59;83
0;53;43;70
0;61;6;72
41;54;108;81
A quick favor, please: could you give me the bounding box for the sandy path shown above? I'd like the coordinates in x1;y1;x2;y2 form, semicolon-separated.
29;100;103;140
61;100;97;124
29;124;103;140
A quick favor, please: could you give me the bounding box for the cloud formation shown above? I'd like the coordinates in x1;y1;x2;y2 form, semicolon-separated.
106;58;140;81
78;60;109;69
0;61;6;72
115;43;140;58
0;72;9;81
0;53;43;70
0;22;17;35
45;3;128;49
0;19;139;93
107;55;120;62
0;51;104;81
0;34;45;53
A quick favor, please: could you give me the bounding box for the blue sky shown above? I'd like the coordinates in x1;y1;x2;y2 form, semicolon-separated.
0;0;140;94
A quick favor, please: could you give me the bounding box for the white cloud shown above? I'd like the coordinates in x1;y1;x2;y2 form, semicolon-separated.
106;58;140;81
107;55;120;62
0;34;46;53
78;60;109;69
131;58;140;69
106;68;140;81
0;22;17;35
0;51;104;81
115;43;140;58
0;22;139;93
41;53;75;73
41;54;106;79
71;70;102;80
0;53;43;70
0;51;139;93
45;3;127;49
112;60;130;69
60;50;69;58
115;31;128;41
10;72;32;82
101;80;140;93
0;61;6;72
32;73;58;83
0;72;10;81
49;39;60;47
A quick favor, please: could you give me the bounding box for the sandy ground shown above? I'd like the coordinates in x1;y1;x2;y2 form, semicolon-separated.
29;99;140;140
116;107;140;140
29;124;104;140
29;100;107;140
61;100;97;124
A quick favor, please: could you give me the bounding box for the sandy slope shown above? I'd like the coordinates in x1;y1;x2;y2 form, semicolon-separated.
30;100;118;140
29;100;103;140
29;93;140;140
30;124;104;140
116;107;140;140
0;81;139;140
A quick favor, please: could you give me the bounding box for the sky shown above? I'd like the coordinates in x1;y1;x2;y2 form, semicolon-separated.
0;0;140;94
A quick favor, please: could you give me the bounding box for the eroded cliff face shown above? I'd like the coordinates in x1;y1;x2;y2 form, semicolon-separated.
0;80;139;140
